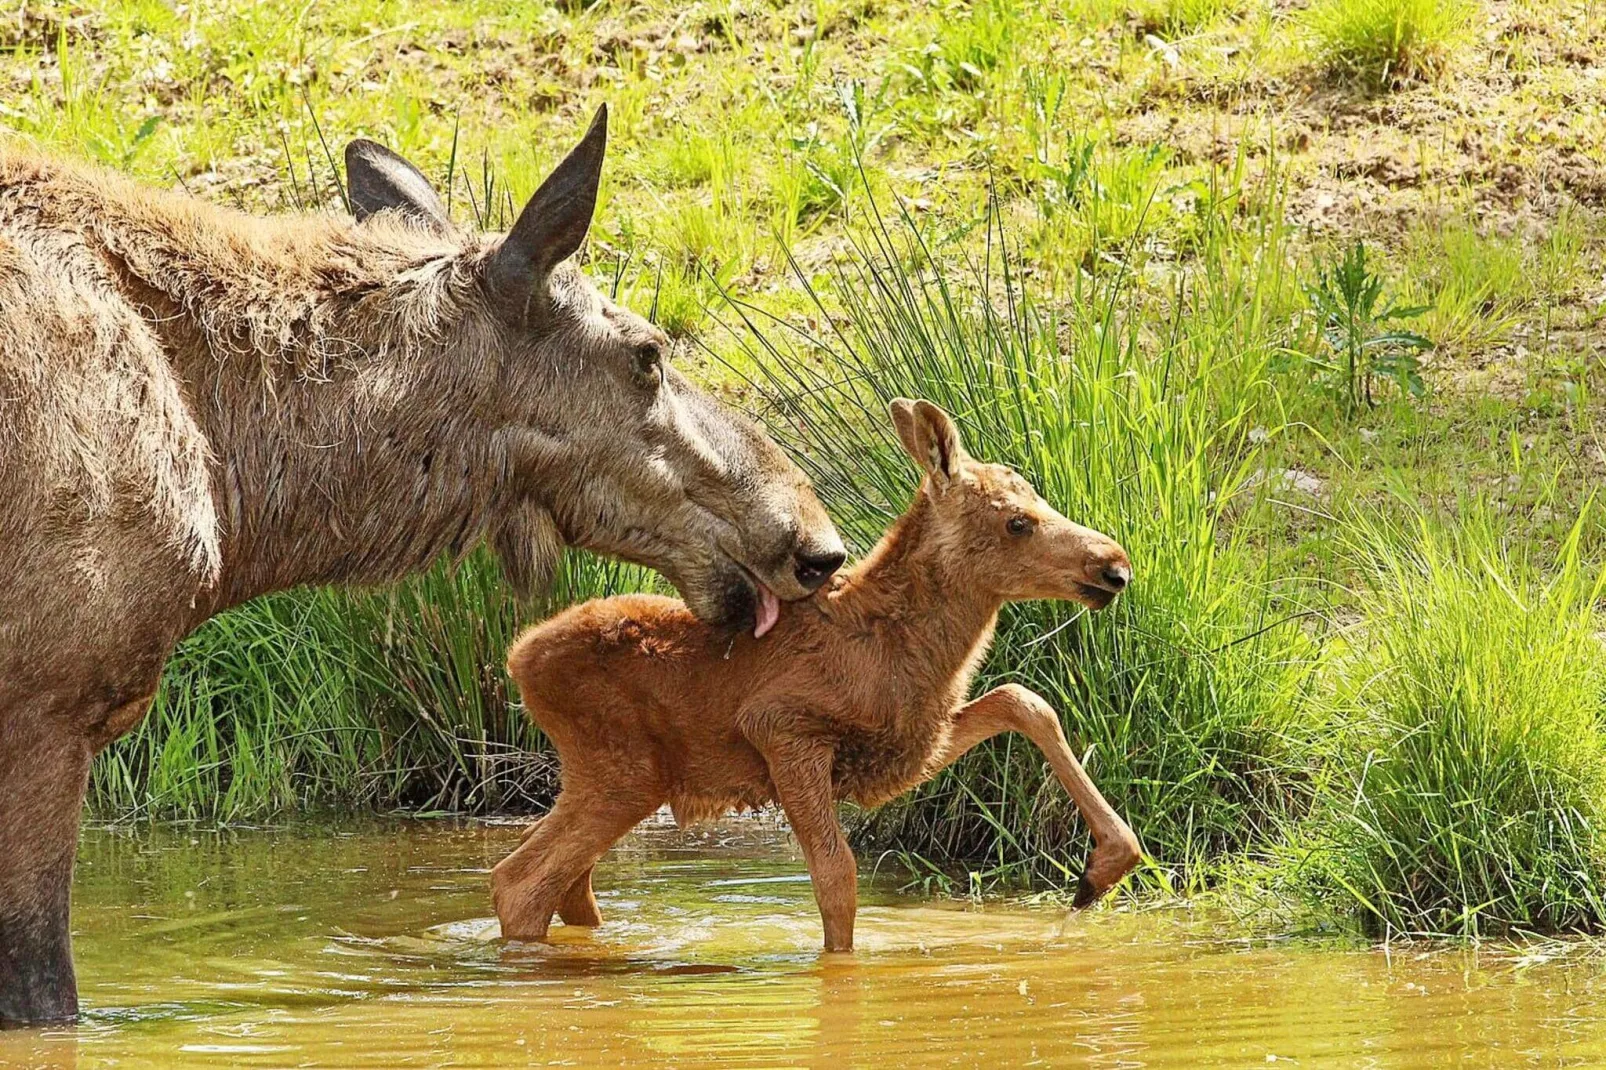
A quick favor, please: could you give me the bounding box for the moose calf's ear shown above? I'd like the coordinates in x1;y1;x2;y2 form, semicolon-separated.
889;398;922;465
345;140;453;235
487;104;609;321
889;397;965;481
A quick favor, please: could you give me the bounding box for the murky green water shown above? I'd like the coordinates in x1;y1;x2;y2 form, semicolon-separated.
5;818;1606;1068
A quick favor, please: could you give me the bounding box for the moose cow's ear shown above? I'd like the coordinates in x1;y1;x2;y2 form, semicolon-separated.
344;140;453;235
487;104;608;320
889;398;965;481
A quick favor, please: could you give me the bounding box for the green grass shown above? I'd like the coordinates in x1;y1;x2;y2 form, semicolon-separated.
1130;0;1247;37
1303;0;1477;87
1402;222;1531;357
1286;507;1606;935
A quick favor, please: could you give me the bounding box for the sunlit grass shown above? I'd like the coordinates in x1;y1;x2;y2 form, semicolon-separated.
1287;506;1606;935
1303;0;1476;87
1130;0;1248;36
1402;223;1530;356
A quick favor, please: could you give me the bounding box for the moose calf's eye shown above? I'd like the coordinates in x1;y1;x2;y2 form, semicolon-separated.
1007;515;1034;536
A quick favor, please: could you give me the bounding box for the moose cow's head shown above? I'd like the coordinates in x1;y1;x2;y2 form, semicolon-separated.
345;106;844;635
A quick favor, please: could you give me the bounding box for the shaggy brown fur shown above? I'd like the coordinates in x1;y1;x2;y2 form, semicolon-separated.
0;106;844;1025
498;400;1141;950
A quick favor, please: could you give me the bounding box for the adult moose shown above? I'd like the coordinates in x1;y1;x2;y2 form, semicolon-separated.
0;105;845;1025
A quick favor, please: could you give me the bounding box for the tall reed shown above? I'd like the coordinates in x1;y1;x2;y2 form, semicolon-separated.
92;552;655;821
719;192;1321;888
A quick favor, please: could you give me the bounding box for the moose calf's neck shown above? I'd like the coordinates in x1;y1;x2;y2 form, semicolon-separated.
830;490;1004;707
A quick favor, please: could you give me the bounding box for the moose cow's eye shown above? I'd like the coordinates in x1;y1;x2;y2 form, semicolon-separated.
634;341;664;384
1007;515;1034;537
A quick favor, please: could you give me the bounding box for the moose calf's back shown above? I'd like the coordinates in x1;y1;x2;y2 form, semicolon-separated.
510;586;945;825
512;594;776;823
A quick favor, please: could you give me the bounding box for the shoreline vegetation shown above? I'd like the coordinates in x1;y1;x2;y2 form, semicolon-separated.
12;0;1606;939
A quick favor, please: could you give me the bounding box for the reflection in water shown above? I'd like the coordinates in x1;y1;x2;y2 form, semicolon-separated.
0;1028;77;1070
0;816;1603;1067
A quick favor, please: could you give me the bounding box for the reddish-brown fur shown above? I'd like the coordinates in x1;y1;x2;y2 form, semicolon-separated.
497;400;1141;950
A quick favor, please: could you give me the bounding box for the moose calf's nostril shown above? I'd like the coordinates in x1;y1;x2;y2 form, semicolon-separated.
1102;564;1131;591
795;549;847;590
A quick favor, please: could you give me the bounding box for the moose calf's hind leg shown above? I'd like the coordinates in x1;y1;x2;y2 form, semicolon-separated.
557;867;602;928
500;815;605;934
492;791;652;940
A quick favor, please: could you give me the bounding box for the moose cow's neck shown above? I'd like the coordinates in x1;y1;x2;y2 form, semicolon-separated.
82;187;514;614
833;491;1004;693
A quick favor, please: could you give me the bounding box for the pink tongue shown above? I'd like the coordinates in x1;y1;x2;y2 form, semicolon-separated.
753;583;780;638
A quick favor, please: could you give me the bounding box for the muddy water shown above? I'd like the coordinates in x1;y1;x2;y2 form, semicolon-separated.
5;819;1606;1068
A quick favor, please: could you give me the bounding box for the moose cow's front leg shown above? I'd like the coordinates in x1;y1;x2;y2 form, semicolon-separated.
0;705;94;1026
924;684;1141;907
763;742;856;952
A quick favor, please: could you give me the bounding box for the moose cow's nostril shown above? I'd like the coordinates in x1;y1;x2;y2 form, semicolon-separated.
1101;563;1131;591
795;548;846;591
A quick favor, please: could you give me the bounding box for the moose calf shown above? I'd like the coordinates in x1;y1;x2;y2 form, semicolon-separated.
496;399;1140;950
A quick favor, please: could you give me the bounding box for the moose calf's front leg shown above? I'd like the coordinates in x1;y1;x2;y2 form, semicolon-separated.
928;684;1141;907
765;743;857;951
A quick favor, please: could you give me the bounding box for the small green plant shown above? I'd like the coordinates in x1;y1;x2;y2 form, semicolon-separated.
1130;0;1245;37
1302;241;1431;414
1536;204;1589;303
1304;0;1474;88
935;0;1018;92
1402;222;1529;355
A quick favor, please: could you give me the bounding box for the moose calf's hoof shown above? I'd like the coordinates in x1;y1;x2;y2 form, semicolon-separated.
1074;838;1141;909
